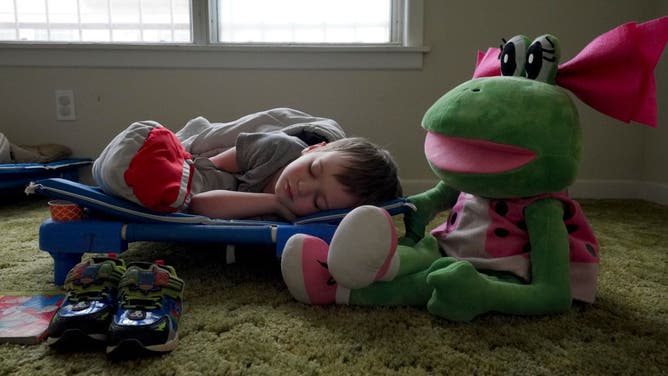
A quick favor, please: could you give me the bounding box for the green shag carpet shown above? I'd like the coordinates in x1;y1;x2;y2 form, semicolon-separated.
0;195;666;375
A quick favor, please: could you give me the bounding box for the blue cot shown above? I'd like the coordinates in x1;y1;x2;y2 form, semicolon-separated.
0;158;92;192
29;178;414;285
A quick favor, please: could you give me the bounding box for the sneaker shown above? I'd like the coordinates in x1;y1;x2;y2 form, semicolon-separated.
47;255;126;349
280;234;349;305
106;261;184;358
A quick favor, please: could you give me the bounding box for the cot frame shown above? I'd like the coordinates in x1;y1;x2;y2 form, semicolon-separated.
31;178;413;285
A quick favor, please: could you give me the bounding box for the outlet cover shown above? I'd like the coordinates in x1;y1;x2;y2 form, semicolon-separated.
55;90;76;121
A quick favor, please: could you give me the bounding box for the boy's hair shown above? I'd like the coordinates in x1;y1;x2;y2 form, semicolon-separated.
317;137;403;205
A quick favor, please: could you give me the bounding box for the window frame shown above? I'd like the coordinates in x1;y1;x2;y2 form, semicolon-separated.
0;0;427;70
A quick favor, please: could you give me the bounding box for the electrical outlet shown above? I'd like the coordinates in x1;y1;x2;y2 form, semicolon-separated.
55;90;76;121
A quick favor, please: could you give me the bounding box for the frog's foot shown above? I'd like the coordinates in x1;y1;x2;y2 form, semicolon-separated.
426;259;492;322
327;205;400;289
280;234;350;305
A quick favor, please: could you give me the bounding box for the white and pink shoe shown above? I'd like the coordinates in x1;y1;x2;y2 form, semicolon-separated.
280;234;350;305
327;205;400;289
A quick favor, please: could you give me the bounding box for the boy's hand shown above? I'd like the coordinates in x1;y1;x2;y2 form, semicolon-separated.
272;195;297;222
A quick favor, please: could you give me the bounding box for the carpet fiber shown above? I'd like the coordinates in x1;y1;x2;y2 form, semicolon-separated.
0;196;666;375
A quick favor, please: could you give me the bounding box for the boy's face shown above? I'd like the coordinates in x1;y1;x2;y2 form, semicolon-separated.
273;146;359;217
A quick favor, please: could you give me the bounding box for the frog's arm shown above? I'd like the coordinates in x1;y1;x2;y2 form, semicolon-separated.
496;197;572;314
404;181;459;242
426;197;571;321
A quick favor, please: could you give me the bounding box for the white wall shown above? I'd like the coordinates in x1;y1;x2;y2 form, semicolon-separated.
0;1;666;203
640;1;668;204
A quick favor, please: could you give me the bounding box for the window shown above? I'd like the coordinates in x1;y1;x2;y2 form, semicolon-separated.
0;0;191;42
216;0;392;44
0;0;426;69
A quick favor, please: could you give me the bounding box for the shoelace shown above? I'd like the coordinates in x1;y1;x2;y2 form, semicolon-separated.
119;294;162;310
66;289;113;304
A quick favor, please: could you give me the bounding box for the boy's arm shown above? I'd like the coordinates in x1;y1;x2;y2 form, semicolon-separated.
188;190;296;221
209;147;240;173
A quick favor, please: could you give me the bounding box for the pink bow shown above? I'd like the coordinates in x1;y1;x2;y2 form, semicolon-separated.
473;16;668;127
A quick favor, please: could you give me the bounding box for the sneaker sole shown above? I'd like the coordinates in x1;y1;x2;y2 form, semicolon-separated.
106;333;179;358
47;329;106;350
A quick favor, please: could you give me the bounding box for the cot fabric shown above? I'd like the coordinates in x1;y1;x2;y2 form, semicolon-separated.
28;177;414;226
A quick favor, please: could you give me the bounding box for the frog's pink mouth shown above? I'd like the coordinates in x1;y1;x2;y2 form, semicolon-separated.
425;132;537;174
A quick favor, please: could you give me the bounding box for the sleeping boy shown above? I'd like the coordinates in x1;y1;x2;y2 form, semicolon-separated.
92;108;402;221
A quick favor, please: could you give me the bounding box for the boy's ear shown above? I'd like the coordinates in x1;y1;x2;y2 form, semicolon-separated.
302;141;327;154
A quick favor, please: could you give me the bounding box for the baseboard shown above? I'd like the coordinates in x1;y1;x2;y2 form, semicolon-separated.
401;179;668;206
570;180;668;206
642;181;668;206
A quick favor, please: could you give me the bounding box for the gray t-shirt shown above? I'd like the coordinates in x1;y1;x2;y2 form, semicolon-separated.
192;131;306;195
235;131;307;192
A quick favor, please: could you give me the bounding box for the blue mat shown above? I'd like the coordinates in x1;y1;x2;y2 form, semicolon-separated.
0;158;92;192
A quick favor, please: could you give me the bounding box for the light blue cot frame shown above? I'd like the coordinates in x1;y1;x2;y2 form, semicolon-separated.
29;178;414;285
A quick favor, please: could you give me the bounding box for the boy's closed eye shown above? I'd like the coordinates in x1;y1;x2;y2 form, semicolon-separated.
309;160;328;210
315;195;328;211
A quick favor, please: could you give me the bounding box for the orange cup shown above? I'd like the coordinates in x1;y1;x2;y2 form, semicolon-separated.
48;200;83;221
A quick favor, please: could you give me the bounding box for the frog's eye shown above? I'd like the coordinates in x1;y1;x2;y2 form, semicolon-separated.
525;34;560;84
500;35;531;77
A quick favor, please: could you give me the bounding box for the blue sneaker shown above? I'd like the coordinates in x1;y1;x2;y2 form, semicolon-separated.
47;256;126;349
106;261;184;358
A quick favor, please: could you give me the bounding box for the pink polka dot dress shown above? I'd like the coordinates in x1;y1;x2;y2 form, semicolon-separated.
431;192;599;302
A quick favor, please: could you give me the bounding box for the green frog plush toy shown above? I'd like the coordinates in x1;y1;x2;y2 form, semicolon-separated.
280;17;667;321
